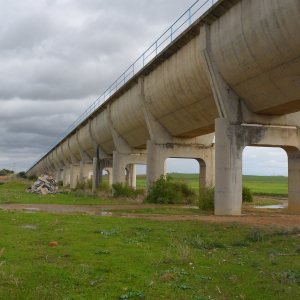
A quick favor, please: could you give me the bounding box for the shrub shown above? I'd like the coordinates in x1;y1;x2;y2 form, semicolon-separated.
198;183;215;211
145;175;196;204
242;185;253;202
28;175;38;181
97;181;112;193
112;182;145;198
74;178;92;190
58;180;63;187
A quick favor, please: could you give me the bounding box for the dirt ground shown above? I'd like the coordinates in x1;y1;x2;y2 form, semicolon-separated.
1;203;299;228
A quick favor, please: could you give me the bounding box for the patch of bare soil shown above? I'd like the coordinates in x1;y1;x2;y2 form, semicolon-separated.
1;203;299;227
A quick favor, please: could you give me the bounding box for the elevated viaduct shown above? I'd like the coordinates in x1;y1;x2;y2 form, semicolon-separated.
26;0;300;215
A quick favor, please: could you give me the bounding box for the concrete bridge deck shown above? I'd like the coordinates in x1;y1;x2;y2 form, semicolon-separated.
26;0;300;215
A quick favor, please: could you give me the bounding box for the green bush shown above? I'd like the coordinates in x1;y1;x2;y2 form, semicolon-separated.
28;175;38;181
145;175;196;204
112;182;145;198
97;181;112;193
198;183;215;211
58;180;63;187
198;184;254;211
242;185;253;203
74;178;92;190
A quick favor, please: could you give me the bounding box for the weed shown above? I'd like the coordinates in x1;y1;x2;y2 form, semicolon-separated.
231;240;250;247
169;281;192;290
242;185;253;202
95;250;110;255
97;181;112;193
28;175;38;181
94;229;119;236
195;275;213;281
176;244;190;262
119;290;146;299
184;237;225;250
112;182;145;198
198;184;214;211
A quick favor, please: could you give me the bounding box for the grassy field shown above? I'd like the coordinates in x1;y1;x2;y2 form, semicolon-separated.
0;179;298;299
1;209;300;299
136;174;289;196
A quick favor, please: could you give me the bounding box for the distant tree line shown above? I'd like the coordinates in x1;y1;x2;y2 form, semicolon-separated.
0;169;14;176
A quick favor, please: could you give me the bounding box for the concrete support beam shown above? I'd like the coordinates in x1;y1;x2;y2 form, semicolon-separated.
125;164;137;188
112;151;146;185
214;118;243;215
70;164;80;189
63;166;71;186
146;140;214;193
282;147;300;214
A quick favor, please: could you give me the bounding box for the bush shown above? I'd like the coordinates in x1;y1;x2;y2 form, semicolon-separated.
145;175;197;204
242;185;253;203
74;178;92;190
198;184;254;211
97;181;112;193
58;180;63;187
28;175;38;181
112;182;145;198
198;184;215;211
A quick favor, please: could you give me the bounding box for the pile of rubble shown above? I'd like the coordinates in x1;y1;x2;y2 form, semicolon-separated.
26;173;59;194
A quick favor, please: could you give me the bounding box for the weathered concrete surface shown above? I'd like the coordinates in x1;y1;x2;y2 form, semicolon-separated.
27;0;300;215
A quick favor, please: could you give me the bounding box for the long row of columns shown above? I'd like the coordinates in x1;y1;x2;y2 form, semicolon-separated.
28;23;300;216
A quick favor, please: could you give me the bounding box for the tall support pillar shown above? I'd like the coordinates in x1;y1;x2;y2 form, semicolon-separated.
215;118;244;215
146;140;167;193
112;151;126;184
283;147;300;214
92;157;105;190
79;161;91;182
125;164;137;188
63;166;71;186
70;164;80;189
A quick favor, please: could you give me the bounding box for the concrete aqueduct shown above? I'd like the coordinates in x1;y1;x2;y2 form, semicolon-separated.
26;0;300;215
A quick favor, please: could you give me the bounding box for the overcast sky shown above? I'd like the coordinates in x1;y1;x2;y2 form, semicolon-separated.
0;0;288;176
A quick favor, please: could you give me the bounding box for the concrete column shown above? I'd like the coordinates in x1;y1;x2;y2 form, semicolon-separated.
63;166;71;186
112;151;126;184
92;157;99;190
104;167;113;187
70;164;80;189
215;118;244;215
283;147;300;214
125;164;136;188
146;140;166;193
79;161;92;182
198;159;206;188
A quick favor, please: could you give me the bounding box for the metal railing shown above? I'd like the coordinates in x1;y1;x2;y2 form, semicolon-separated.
27;0;217;172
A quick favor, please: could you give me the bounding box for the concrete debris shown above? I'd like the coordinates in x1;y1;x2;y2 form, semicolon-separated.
26;173;59;194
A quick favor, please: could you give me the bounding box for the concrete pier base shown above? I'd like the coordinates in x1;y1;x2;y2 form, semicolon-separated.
79;161;92;182
70;164;80;188
125;164;137;188
283;147;300;214
63;166;71;186
214;118;243;215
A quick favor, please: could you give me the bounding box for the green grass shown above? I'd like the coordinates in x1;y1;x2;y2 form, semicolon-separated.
1;210;300;299
0;180;129;205
137;174;289;196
